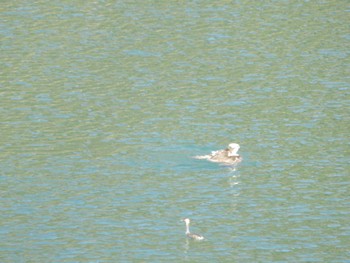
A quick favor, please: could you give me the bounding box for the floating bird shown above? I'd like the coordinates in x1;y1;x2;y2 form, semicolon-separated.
181;218;204;241
194;143;242;166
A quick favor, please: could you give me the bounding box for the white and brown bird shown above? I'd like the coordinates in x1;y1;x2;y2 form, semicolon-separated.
181;218;204;241
194;143;242;166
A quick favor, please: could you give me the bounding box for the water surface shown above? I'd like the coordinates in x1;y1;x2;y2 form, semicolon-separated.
1;1;349;262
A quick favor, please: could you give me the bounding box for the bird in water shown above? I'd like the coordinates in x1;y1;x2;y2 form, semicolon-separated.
194;143;242;166
181;218;204;241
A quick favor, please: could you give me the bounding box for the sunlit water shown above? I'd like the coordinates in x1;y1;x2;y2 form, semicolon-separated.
1;1;349;262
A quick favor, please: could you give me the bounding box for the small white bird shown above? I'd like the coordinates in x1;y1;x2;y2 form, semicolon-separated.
181;218;204;241
194;143;242;166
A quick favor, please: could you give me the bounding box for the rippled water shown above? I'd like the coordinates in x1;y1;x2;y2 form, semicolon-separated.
1;1;349;262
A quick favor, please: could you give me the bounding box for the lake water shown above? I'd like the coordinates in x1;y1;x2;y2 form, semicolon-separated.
1;1;349;262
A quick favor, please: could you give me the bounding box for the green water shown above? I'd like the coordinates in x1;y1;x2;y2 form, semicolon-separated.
1;1;349;262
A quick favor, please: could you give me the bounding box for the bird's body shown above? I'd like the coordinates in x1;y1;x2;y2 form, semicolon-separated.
182;218;204;241
186;232;204;241
194;143;242;166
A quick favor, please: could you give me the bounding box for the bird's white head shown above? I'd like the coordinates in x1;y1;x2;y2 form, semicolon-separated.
228;143;240;156
182;218;191;224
